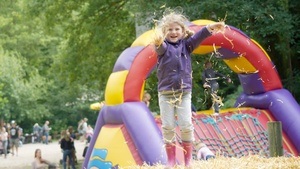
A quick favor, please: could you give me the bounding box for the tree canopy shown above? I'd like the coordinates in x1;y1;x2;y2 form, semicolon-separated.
0;0;299;134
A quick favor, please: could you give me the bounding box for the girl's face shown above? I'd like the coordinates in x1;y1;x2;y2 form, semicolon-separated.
165;22;184;43
35;149;41;158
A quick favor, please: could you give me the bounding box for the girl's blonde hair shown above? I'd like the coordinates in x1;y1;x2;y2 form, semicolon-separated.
152;8;194;46
156;8;194;38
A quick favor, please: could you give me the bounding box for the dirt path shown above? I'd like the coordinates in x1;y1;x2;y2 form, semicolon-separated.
0;140;86;169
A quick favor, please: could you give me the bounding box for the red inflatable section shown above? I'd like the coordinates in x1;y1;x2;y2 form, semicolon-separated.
124;45;157;102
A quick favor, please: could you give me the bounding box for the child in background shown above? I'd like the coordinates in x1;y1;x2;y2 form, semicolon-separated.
143;91;151;107
202;61;231;116
195;142;215;160
152;8;225;168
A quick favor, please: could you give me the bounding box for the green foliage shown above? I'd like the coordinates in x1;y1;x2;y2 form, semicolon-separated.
27;0;136;90
0;47;49;123
0;82;8;111
0;0;300;134
223;85;243;108
282;69;300;98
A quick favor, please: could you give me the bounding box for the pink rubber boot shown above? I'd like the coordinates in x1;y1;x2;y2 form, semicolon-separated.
165;143;176;168
182;141;193;167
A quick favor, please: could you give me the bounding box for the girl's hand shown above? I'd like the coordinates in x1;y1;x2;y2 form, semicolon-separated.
153;34;164;46
152;29;164;46
207;22;226;34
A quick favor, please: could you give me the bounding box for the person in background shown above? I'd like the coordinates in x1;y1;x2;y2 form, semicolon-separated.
152;8;225;168
60;130;75;169
42;121;51;145
67;126;76;140
82;118;88;136
77;119;84;141
202;61;231;116
67;126;77;165
33;123;42;143
79;118;88;142
32;148;58;169
82;126;93;158
195;142;215;160
0;126;8;158
9;120;20;156
143;91;151;107
85;125;94;145
4;122;10;155
18;125;24;146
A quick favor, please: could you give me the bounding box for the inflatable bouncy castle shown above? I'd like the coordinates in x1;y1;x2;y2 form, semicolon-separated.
83;20;300;169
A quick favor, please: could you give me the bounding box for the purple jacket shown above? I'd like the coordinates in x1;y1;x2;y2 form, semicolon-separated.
156;27;211;92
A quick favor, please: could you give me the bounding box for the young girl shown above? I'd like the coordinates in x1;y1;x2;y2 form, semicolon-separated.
153;10;225;167
60;130;75;169
32;148;57;169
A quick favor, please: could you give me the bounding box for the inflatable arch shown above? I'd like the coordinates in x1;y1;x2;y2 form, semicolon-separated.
83;20;300;168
